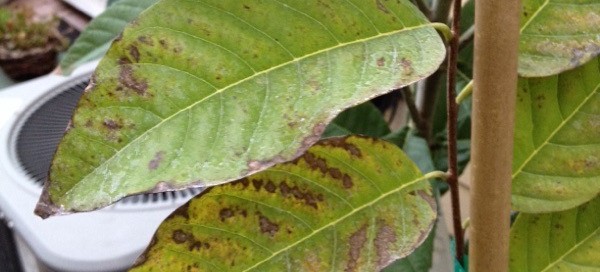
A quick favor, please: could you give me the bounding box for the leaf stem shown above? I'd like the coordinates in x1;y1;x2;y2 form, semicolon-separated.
424;170;450;180
431;22;452;44
455;80;473;104
446;0;465;264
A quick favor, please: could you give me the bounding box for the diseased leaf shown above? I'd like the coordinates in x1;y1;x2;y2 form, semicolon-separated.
518;0;600;77
510;195;600;271
36;0;446;217
382;221;436;272
59;0;158;74
131;136;437;271
512;57;600;213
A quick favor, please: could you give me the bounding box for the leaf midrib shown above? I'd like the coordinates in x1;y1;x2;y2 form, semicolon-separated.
242;171;441;271
512;82;600;180
540;227;600;271
519;0;550;33
60;23;437;200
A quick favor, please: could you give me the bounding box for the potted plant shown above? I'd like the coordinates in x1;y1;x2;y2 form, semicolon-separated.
0;6;67;81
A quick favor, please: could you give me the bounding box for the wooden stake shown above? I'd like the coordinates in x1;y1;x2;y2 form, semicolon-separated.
469;0;520;271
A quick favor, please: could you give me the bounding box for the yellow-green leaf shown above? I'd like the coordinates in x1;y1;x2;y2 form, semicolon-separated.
510;195;600;271
519;0;600;77
131;136;438;271
512;57;600;213
35;0;446;217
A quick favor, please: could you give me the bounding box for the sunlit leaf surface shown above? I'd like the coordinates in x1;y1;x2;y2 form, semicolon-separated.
512;57;600;212
131;136;437;271
518;0;600;77
35;0;446;217
510;195;600;271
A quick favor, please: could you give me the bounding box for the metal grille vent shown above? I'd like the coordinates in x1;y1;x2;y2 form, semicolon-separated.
15;74;198;205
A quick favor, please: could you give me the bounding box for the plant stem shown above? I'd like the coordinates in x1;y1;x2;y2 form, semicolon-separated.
416;0;453;144
470;0;520;271
400;87;428;137
446;0;464;263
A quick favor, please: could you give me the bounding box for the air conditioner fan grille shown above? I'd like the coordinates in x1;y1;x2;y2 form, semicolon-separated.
15;74;198;205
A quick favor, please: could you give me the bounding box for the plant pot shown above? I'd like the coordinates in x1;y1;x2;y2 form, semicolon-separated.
0;45;59;81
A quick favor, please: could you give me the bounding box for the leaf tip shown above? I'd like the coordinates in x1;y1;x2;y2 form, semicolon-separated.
34;189;63;219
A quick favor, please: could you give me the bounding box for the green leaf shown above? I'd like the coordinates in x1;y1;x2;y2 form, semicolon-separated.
131;136;438;271
510;195;600;271
59;0;158;74
518;0;600;77
512;57;600;213
36;0;446;216
322;102;390;138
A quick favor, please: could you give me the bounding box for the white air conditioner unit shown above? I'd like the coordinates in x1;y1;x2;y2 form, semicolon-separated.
0;62;199;272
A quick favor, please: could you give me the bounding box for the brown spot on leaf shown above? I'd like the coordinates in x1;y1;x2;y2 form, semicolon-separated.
322;137;363;158
103;119;122;130
129;45;140;62
243;4;251;10
377;57;385;67
148;151;165;170
219;208;234;222
401;58;413;75
265;180;276;193
119;65;148;95
188;241;203;251
159;39;168;48
232;178;250;188
375;220;397;269
342;174;354;189
138;36;154;46
346;225;368;272
172;230;190;244
169;202;190;220
258;214;279;237
279;181;290;196
376;0;389;13
252;179;263;191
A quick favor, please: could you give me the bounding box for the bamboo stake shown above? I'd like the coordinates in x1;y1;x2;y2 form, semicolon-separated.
469;0;521;271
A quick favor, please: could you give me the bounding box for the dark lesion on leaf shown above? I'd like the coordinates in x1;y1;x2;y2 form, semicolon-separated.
374;219;397;269
148;151;165;170
169;201;190;220
103;119;123;130
377;57;385;67
129;45;140;62
346;224;368;272
219;208;234;222
172;229;191;244
119;65;148;96
258;213;279;237
138;35;154;46
376;0;390;13
400;58;414;75
159;39;168;49
300;151;354;189
320;137;363;158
